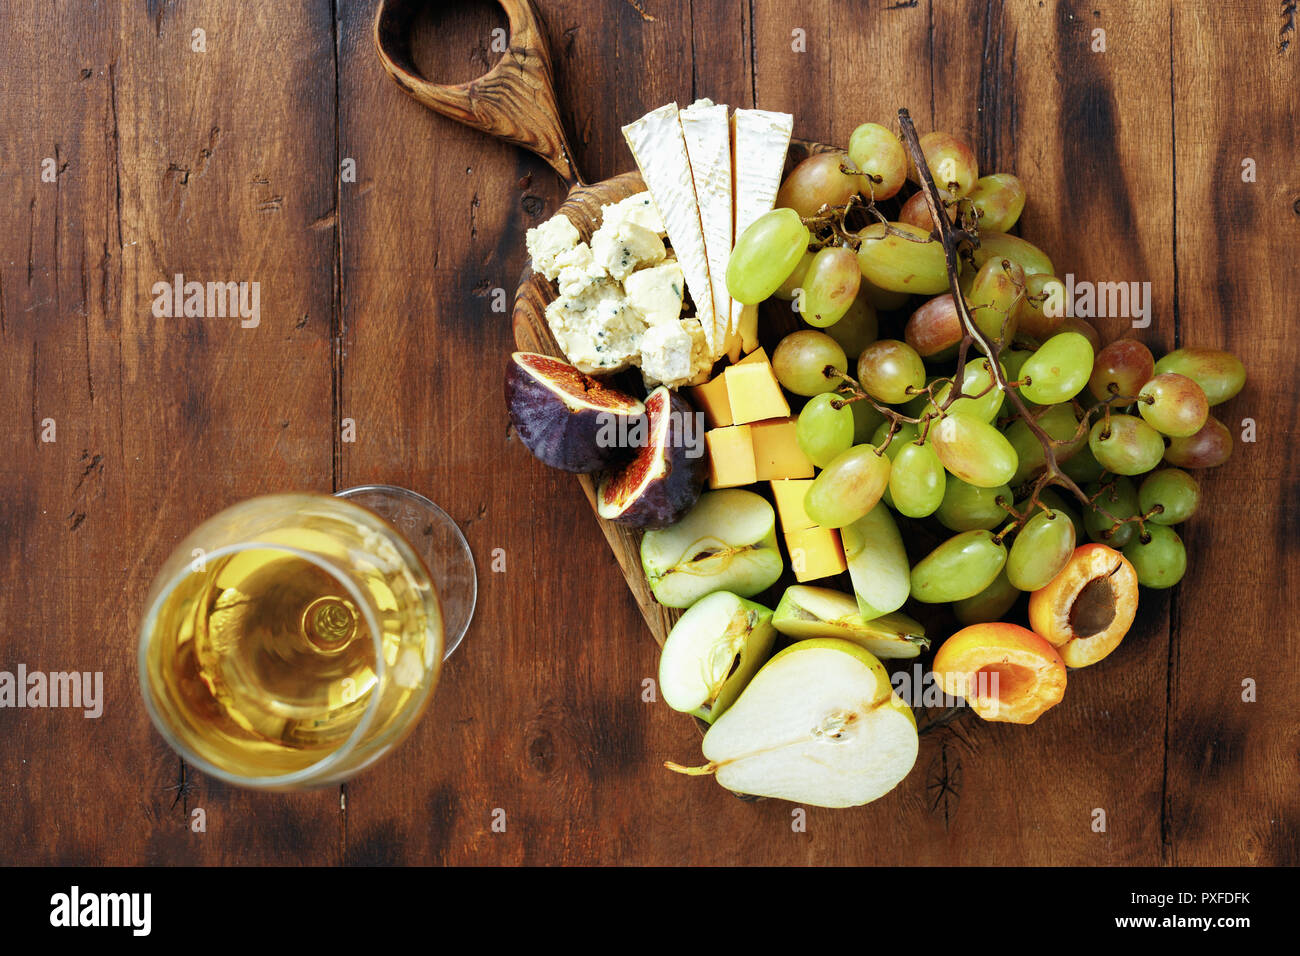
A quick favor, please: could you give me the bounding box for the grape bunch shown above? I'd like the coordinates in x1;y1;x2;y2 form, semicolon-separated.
727;112;1245;623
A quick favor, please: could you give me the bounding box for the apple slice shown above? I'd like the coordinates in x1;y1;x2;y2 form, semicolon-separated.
641;489;784;608
659;591;776;724
841;503;910;620
772;585;928;659
667;639;918;808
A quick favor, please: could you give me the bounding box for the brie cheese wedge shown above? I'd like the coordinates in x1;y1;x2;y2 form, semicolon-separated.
730;108;794;353
680;98;734;358
622;103;717;354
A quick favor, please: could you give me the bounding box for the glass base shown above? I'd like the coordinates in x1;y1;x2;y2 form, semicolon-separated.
335;485;476;659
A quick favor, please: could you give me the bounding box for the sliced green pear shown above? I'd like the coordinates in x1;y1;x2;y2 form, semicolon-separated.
841;503;910;620
667;639;919;808
772;585;928;659
641;489;784;609
658;591;776;724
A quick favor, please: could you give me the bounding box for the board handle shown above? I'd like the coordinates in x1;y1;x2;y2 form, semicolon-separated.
374;0;583;186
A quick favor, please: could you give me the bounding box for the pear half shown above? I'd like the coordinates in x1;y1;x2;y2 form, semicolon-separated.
658;591;777;724
668;639;919;808
773;585;929;659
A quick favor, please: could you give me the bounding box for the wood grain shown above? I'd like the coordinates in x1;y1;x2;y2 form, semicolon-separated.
0;0;1295;867
375;0;582;183
1166;1;1300;865
0;1;343;864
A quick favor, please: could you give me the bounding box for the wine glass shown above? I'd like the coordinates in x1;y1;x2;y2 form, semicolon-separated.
137;487;476;790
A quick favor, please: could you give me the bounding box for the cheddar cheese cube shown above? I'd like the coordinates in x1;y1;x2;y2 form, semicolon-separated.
687;372;733;428
724;361;790;424
785;526;848;582
750;417;814;480
737;346;770;366
705;425;757;489
770;479;816;532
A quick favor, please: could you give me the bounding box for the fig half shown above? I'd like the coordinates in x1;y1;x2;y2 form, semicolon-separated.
506;351;646;473
597;386;707;529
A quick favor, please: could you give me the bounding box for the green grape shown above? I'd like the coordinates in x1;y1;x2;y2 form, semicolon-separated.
856;222;950;295
1020;332;1094;405
858;339;926;404
1001;345;1035;383
847;123;908;200
871;420;917;512
1034;488;1086;541
775;250;815;301
1089;414;1165;475
964;255;1025;348
934;358;1005;423
1164;415;1232;468
776;151;864;218
1061;316;1101;353
795;393;855;468
1084;478;1140;548
872;420;920;457
971;232;1054;279
1153;348;1246;406
966;173;1026;233
859;277;911;312
910;131;979;197
898;189;955;230
910;530;1007;603
905;294;961;361
930;414;1019;488
937;478;1012;531
824;292;878;355
771;330;847;396
888;441;946;518
1089;338;1155;401
727;208;811;304
1123;525;1187;589
803;444;891;529
953;569;1022;625
1138;372;1209;438
1006;510;1076;591
1018;274;1067;341
1139;468;1200;525
1006;403;1087;484
849;398;886;443
1061;443;1106;484
901;376;943;421
799;246;862;327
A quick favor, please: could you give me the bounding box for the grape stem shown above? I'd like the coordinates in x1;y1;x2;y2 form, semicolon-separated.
894;108;1133;535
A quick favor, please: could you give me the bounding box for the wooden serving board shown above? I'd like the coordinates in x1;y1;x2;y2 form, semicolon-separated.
377;0;826;647
510;146;832;646
510;171;676;646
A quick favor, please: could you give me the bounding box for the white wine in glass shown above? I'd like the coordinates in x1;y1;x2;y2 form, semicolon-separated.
138;489;473;790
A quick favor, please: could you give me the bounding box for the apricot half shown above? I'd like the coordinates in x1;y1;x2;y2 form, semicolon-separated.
932;623;1067;725
1028;543;1139;668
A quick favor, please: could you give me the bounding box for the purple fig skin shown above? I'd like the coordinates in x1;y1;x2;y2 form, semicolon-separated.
505;354;645;474
598;387;707;529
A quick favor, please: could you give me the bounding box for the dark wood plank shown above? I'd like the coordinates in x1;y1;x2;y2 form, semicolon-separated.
902;0;1176;866
0;1;341;863
1;0;1293;868
332;0;681;864
1167;1;1300;865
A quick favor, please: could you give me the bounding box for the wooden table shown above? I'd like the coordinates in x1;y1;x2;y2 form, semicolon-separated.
1;0;1295;866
